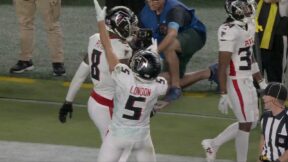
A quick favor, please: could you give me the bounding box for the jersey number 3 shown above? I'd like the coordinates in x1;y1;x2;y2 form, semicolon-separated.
238;46;252;70
91;49;101;80
123;95;146;120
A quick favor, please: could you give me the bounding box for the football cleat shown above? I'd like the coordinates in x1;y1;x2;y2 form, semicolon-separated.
201;139;217;162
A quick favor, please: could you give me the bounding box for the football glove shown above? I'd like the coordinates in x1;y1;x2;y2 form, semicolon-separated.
93;0;107;22
154;100;169;111
258;79;267;89
150;108;157;118
218;94;231;114
147;38;158;54
59;101;73;123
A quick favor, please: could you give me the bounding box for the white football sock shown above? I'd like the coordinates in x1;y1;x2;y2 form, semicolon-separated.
235;130;250;162
212;122;238;149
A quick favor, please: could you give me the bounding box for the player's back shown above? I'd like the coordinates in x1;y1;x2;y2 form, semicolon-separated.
109;64;168;140
218;21;255;79
87;33;132;99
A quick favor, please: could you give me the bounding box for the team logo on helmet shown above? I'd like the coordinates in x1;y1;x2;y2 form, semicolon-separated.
105;6;138;40
129;50;161;81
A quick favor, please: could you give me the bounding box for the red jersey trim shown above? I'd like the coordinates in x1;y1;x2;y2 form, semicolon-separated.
232;79;247;121
90;90;114;117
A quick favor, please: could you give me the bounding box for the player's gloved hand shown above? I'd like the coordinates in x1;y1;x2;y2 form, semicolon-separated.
150;108;157;118
218;94;230;114
147;38;158;54
93;0;107;22
59;101;73;123
154;100;169;111
258;79;267;89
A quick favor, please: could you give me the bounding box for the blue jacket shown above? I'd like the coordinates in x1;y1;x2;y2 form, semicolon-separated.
140;0;206;42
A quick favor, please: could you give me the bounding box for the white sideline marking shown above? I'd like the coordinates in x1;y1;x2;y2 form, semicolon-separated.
0;141;234;162
0;97;236;121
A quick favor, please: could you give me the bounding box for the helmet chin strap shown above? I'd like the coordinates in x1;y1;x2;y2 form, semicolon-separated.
242;17;254;24
126;36;133;42
232;19;247;26
133;72;154;83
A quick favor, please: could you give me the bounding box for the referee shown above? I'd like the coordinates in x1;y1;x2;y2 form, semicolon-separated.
259;82;288;162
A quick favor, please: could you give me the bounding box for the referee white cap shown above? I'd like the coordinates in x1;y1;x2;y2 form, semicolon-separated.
264;82;288;101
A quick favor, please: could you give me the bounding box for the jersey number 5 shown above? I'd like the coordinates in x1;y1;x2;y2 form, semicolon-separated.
123;95;146;120
91;49;101;80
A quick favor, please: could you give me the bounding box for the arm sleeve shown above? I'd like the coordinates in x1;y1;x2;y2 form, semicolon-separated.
166;6;191;30
218;25;237;52
65;61;90;102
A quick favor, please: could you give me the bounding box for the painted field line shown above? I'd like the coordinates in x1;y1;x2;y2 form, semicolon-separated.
0;96;236;121
0;76;211;97
0;76;35;84
63;81;93;89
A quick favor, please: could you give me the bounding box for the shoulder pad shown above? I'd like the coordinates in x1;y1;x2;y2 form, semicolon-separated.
218;24;237;42
114;63;131;75
156;76;167;85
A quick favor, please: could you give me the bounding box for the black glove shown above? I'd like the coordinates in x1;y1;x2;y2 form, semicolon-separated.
150;108;157;118
129;28;153;51
59;101;73;123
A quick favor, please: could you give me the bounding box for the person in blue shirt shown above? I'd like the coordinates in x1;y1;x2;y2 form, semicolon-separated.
139;0;206;102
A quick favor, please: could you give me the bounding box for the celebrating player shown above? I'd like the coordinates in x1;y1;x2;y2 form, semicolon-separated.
93;0;168;161
58;5;139;162
201;0;267;162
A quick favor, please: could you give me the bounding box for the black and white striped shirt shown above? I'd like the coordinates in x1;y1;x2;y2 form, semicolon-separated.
261;109;288;161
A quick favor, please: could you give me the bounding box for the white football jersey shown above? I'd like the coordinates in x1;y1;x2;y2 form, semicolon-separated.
218;21;255;79
109;63;168;140
87;33;132;99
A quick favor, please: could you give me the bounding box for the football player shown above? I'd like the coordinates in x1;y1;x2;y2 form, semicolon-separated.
58;6;137;162
94;0;168;161
201;0;267;162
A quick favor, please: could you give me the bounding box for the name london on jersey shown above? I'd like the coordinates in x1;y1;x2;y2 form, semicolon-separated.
129;86;151;97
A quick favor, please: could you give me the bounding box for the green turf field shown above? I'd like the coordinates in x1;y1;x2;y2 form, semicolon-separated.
0;77;267;161
0;2;288;162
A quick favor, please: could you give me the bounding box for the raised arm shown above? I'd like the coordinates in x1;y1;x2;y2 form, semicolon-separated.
93;0;119;72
